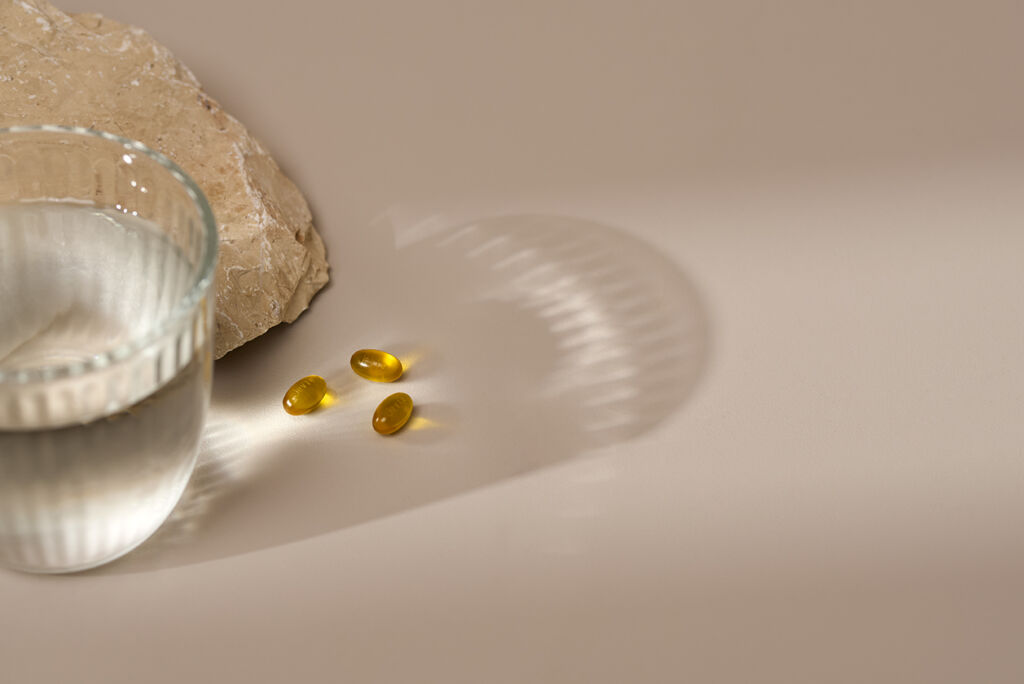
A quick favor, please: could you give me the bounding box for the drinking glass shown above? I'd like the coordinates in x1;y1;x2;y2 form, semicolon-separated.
0;125;217;573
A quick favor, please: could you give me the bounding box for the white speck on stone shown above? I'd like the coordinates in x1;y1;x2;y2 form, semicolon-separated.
35;16;51;30
130;79;139;86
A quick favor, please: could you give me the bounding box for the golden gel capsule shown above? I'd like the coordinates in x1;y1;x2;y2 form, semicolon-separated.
372;392;414;435
282;375;327;415
350;349;404;382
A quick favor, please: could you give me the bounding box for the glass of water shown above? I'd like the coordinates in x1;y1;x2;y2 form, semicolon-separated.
0;126;217;573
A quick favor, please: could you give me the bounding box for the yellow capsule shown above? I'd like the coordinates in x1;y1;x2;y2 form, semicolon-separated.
372;392;414;435
282;375;327;415
350;349;404;382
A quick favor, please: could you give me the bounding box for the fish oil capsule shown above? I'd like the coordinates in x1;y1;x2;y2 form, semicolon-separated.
282;375;327;415
372;392;414;435
350;349;403;382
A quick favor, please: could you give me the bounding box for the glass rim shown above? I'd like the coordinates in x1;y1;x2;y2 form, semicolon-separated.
0;125;218;386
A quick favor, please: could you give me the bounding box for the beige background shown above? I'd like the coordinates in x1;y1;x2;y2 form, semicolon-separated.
3;1;1024;681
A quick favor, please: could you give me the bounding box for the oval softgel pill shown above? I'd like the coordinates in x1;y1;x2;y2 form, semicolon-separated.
282;375;327;415
372;392;413;435
350;349;404;383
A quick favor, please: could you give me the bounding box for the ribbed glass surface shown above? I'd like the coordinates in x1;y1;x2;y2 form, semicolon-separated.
0;126;216;573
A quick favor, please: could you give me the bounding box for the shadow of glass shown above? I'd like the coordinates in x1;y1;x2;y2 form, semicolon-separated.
96;213;709;574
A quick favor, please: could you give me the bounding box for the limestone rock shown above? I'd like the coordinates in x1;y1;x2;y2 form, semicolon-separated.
0;0;330;357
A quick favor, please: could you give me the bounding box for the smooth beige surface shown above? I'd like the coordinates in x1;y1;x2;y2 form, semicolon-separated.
3;1;1024;681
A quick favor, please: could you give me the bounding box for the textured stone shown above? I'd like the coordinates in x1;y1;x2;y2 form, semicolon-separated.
0;0;329;357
